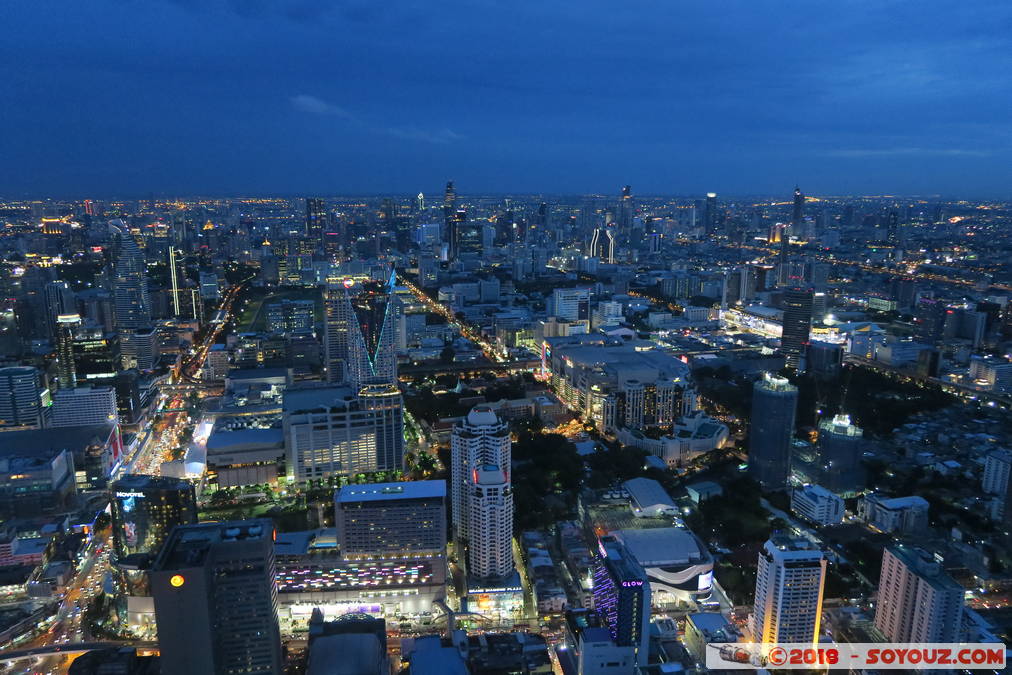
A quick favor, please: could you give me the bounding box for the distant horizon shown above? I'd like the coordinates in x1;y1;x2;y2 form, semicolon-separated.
2;189;1004;203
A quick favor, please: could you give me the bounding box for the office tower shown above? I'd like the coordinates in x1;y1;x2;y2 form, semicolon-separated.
0;366;45;430
792;185;804;225
450;406;511;540
617;185;634;233
751;537;826;647
284;385;404;482
874;546;963;643
442;180;456;245
983;449;1012;496
704;192;718;235
550;287;590;322
589;226;616;264
466;464;514;580
168;246;182;316
322;283;353;384
781;286;814;370
351;271;402;386
448;208;470;259
111;224;153;367
150;520;282;675
50;386;118;427
55;313;81;389
111;474;197;564
816;414;864;495
199;271;220;300
913;297;948;343
306;197;327;244
592;537;651;667
334;480;446;559
749;373;798;489
44;280;76;339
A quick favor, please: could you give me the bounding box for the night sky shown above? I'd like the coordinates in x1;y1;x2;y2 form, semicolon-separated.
3;1;1011;197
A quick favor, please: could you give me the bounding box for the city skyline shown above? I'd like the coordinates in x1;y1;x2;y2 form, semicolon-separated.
4;2;1012;197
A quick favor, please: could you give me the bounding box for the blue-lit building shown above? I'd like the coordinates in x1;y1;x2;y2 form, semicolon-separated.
591;537;650;667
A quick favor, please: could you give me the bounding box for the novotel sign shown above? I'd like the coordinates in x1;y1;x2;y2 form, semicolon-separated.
116;491;146;498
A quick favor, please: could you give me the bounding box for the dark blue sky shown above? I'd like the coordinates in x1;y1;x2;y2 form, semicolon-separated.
3;1;1011;197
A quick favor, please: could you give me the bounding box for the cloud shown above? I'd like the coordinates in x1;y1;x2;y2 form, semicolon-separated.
384;126;463;144
826;147;990;158
290;94;353;118
291;94;461;144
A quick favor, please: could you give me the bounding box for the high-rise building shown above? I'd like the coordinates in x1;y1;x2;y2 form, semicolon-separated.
334;480;446;560
592;537;651;667
322;283;353;384
450;406;511;539
55;313;81;389
781;286;814;370
111;224;153;367
815;414;864;496
306;197;327;245
44;280;76;339
589;227;616;264
550;287;591;322
442;180;456;243
168;246;182;317
323;273;400;389
982;449;1012;496
0;366;46;430
111;474;197;566
874;546;963;643
283;385;404;482
50;386;118;428
466;464;514;580
150;519;282;675
749;373;798;489
792;185;804;225
704;192;718;236
751;536;826;648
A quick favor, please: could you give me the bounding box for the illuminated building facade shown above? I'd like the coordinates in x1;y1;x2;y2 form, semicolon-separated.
592;537;650;667
750;537;826;648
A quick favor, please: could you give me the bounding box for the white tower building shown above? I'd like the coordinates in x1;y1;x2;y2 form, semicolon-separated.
467;464;514;580
751;536;826;649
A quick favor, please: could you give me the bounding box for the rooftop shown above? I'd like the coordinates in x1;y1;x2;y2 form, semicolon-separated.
623;477;676;510
283;385;356;413
613;527;708;567
335;480;446;504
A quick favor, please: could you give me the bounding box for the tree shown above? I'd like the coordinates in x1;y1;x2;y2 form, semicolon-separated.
440;345;456;364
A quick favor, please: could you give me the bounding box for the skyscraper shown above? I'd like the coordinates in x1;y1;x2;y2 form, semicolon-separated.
111;474;198;566
50;385;118;427
781;286;814;370
592;537;651;667
792;185;804;225
150;519;282;675
111;224;152;368
816;414;864;496
306;197;327;245
0;366;45;430
751;536;826;648
55;313;81;389
450;406;511;540
704;192;718;236
589;226;616;263
43;280;76;339
466;464;514;580
322;283;353;384
617;185;634;234
283;385;404;482
874;546;963;643
168;246;182;317
749;373;798;489
442;180;456;235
